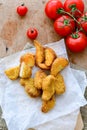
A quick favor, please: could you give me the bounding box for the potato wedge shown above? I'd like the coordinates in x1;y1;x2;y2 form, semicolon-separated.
34;70;47;89
42;75;55;101
25;78;41;97
20;53;35;67
51;58;69;76
5;66;20;80
45;47;57;66
41;96;55;113
20;62;32;79
20;78;30;87
34;40;45;64
38;63;50;70
55;73;65;95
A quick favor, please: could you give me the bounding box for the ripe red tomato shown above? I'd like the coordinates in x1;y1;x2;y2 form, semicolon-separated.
17;4;28;16
54;15;75;37
45;0;63;20
77;12;87;33
64;0;84;18
65;32;87;52
27;28;38;40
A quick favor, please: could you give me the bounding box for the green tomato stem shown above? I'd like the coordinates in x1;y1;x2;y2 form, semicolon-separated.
58;8;83;31
71;33;80;39
69;4;77;13
83;15;87;21
64;19;69;25
58;9;79;25
21;3;24;6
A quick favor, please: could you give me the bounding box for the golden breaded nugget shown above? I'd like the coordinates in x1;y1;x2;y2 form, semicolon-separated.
55;73;65;95
38;63;50;70
20;53;35;67
42;75;55;101
34;70;47;89
34;40;45;64
5;66;20;80
25;78;41;98
45;47;57;67
41;96;55;113
20;78;30;87
51;58;69;77
20;62;32;79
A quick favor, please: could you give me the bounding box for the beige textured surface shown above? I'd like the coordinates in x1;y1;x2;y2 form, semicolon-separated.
0;0;87;130
75;113;83;130
0;0;87;70
0;0;61;58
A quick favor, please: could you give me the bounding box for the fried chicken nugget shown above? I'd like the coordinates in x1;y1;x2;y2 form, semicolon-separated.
38;63;50;70
5;66;20;80
20;78;30;87
34;70;47;89
20;62;32;78
34;40;45;65
41;96;55;113
55;73;65;95
42;75;55;101
45;47;57;67
25;78;41;98
20;53;35;67
51;58;69;77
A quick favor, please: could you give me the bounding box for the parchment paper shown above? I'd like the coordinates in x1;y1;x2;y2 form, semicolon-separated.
35;108;79;130
0;39;87;130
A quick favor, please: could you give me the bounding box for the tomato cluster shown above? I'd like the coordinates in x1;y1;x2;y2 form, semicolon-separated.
45;0;87;53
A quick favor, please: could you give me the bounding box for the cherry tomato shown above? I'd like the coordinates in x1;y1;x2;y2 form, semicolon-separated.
65;32;87;52
27;28;38;40
45;0;63;20
77;12;87;33
17;4;28;16
64;0;84;18
54;15;75;37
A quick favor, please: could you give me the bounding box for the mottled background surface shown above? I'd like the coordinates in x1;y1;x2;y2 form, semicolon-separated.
0;0;87;69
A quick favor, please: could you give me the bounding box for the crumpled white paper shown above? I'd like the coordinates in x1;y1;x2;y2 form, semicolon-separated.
71;69;87;95
35;68;87;130
35;108;79;130
0;39;87;130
